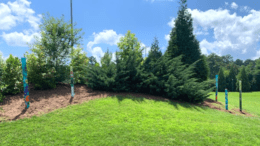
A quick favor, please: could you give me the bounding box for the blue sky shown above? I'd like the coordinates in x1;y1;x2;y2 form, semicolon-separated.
0;0;260;65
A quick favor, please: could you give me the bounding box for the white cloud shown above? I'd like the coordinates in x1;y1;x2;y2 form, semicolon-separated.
140;43;151;57
225;2;228;6
87;30;123;51
0;3;16;30
87;30;124;64
167;17;175;28
165;6;260;59
0;0;42;47
231;2;238;9
165;34;170;42
2;31;40;47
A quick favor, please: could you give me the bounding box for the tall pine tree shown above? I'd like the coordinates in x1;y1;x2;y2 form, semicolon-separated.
226;64;237;91
165;0;209;82
218;67;226;92
237;66;250;92
254;59;260;91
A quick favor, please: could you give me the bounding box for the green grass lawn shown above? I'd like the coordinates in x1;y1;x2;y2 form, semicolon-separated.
208;91;260;117
0;93;260;146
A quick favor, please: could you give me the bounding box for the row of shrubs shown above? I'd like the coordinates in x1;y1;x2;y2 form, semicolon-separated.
0;46;215;104
0;45;89;103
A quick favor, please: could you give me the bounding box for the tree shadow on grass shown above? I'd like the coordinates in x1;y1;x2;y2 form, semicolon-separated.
108;92;207;114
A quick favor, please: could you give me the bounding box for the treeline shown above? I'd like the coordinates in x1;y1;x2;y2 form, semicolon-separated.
206;53;260;92
0;0;216;104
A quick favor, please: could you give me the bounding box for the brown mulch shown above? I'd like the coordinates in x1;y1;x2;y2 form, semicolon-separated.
0;83;257;123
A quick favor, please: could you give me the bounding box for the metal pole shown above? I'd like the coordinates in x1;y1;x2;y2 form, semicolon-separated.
70;0;74;98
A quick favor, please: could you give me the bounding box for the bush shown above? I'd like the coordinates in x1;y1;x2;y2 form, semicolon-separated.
70;45;89;84
25;51;56;90
1;54;23;95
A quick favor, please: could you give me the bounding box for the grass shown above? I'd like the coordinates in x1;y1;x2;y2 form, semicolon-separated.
208;91;260;117
0;93;260;145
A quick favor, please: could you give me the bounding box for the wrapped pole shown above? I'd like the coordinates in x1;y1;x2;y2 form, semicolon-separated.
225;88;228;110
21;58;30;109
216;75;218;102
239;80;242;112
70;66;74;97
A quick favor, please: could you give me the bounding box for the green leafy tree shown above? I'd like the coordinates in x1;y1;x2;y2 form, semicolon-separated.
218;67;226;92
222;54;233;65
0;54;7;102
70;45;89;84
244;59;254;67
25;48;56;90
245;62;256;91
2;54;23;95
165;0;208;82
28;13;84;83
206;53;223;79
237;66;250;92
234;59;243;66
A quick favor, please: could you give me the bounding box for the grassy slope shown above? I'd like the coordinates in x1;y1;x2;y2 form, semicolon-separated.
0;94;260;146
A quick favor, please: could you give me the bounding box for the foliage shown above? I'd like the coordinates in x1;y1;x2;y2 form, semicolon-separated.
70;45;89;84
226;64;237;91
114;30;144;92
218;67;226;92
206;53;222;79
0;53;7;102
25;49;56;90
28;13;84;83
237;66;250;92
254;59;260;91
142;37;163;73
165;0;208;82
1;54;23;95
234;59;243;66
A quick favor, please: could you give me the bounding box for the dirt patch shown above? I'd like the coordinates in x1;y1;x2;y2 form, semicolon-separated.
197;98;256;117
0;83;257;123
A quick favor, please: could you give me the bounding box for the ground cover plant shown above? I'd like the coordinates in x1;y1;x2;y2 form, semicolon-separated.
0;91;260;145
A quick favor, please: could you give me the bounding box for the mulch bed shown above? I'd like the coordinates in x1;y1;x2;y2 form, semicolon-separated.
0;83;257;123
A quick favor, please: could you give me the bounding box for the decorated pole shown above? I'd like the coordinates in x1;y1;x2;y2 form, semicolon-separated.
239;80;242;112
21;58;30;109
225;88;228;110
216;75;218;102
70;66;74;98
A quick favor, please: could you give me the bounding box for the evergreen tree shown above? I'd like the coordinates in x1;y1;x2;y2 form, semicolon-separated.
237;66;250;92
226;64;237;91
143;37;163;74
218;68;226;92
245;62;255;91
115;30;144;92
254;59;260;91
165;0;208;82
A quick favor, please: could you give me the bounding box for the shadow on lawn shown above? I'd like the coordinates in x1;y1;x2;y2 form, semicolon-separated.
109;93;207;113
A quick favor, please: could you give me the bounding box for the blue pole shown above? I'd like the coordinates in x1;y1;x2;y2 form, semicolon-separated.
21;58;30;109
216;75;218;102
225;88;228;110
